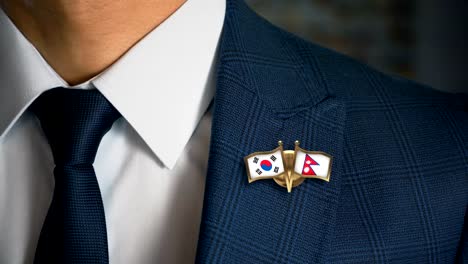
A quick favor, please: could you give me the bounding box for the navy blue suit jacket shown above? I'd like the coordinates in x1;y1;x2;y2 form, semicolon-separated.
196;1;468;263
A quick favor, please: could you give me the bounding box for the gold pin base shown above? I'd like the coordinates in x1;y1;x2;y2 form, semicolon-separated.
273;150;305;192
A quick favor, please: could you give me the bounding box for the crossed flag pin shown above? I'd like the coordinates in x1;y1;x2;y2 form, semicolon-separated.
244;141;333;192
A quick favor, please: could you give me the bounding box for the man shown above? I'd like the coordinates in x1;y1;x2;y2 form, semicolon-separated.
0;0;466;263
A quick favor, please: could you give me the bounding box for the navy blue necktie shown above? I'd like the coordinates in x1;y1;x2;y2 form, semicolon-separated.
31;88;121;264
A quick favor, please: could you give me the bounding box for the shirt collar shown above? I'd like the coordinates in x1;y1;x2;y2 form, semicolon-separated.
0;0;226;169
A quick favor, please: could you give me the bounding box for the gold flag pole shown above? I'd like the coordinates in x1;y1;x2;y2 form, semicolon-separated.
274;140;304;192
285;168;293;193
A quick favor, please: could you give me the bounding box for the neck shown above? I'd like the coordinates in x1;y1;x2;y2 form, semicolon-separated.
2;0;186;85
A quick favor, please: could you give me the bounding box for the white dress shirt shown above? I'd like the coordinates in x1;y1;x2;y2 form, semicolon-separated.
0;0;225;263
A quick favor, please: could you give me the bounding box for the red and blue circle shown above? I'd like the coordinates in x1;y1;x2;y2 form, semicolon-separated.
260;160;272;171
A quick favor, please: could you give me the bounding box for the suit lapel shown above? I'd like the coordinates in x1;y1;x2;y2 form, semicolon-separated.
196;1;347;262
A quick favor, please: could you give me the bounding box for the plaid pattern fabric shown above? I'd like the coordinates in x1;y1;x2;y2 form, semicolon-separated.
196;0;468;263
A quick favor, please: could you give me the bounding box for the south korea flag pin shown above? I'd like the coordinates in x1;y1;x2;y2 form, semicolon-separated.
244;141;332;192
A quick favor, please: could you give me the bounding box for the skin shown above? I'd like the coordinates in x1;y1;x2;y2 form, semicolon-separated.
1;0;186;85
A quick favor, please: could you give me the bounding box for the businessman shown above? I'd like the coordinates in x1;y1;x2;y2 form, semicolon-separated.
0;0;466;263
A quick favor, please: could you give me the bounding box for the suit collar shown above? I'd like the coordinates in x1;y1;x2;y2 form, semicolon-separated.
197;0;346;262
217;0;330;113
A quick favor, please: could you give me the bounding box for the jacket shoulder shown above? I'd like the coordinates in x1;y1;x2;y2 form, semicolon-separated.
285;32;445;96
283;28;467;109
229;1;467;113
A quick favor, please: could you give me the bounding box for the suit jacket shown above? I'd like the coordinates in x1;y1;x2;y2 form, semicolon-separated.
195;0;467;263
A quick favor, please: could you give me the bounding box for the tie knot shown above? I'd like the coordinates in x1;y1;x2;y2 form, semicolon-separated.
31;88;121;165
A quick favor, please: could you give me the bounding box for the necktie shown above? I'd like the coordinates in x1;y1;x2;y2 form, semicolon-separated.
30;87;121;264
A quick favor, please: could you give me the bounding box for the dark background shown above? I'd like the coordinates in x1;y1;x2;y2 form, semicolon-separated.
246;0;467;93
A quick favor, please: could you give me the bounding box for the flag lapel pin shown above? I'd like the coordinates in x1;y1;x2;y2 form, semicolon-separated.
244;140;333;192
